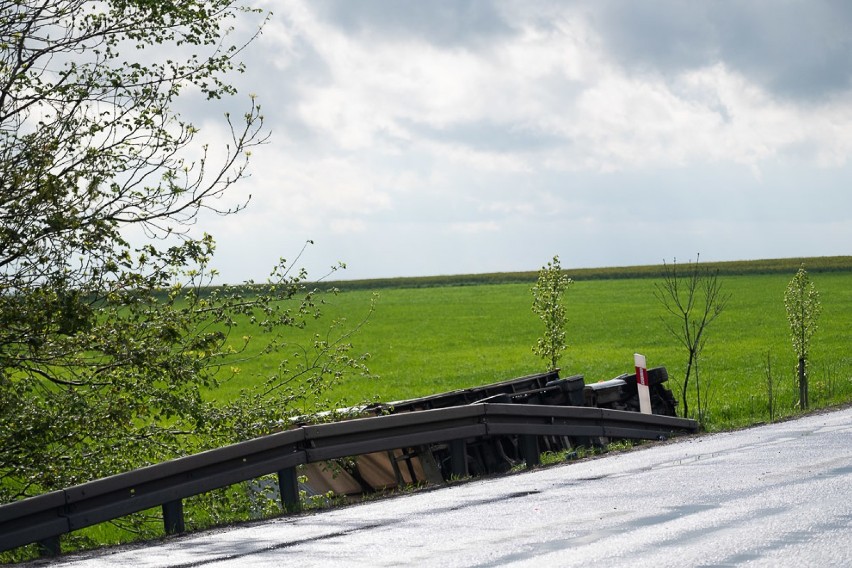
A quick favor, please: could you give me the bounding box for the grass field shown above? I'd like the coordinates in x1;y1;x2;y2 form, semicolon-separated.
210;258;852;430
5;258;850;562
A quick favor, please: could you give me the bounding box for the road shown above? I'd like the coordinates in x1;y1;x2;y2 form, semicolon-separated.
47;406;852;567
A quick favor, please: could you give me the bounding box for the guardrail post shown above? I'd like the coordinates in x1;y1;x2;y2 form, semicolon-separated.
520;435;540;468
37;536;60;557
634;353;652;414
278;467;301;513
162;499;185;535
449;439;468;478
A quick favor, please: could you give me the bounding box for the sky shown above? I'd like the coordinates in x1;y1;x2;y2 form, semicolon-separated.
191;0;852;282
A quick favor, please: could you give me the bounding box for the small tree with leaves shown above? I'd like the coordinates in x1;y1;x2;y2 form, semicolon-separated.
784;266;821;410
531;255;572;371
654;255;729;422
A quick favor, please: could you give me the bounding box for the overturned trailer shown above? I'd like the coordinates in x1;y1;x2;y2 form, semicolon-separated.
296;367;681;498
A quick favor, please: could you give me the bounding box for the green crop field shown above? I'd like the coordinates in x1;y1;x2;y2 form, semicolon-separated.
209;257;852;430
4;258;851;562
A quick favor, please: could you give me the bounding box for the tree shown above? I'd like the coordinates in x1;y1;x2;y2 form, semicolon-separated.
654;255;729;422
784;266;821;410
0;0;372;541
531;255;572;371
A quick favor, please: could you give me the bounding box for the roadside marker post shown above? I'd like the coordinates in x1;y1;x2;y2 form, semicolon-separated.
634;353;652;414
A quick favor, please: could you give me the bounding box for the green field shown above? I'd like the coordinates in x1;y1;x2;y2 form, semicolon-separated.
210;258;852;430
5;258;851;562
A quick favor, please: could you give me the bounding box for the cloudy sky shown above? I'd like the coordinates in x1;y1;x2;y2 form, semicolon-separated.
195;0;852;282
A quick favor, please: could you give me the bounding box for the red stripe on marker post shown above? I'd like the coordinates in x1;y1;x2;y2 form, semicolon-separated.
634;353;652;414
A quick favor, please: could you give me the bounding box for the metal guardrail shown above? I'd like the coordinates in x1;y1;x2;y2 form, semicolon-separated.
0;404;697;555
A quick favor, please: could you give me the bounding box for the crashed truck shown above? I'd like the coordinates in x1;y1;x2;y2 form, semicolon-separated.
292;367;679;499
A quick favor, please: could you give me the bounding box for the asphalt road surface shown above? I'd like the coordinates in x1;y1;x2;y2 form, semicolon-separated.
46;406;852;567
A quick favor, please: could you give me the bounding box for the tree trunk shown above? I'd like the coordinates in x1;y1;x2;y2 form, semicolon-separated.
798;357;808;410
682;351;695;418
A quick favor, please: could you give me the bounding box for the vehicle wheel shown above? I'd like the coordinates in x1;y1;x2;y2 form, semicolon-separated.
647;366;669;385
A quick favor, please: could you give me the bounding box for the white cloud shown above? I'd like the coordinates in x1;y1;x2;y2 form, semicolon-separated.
262;2;852;172
196;0;852;281
329;218;367;234
447;221;501;235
